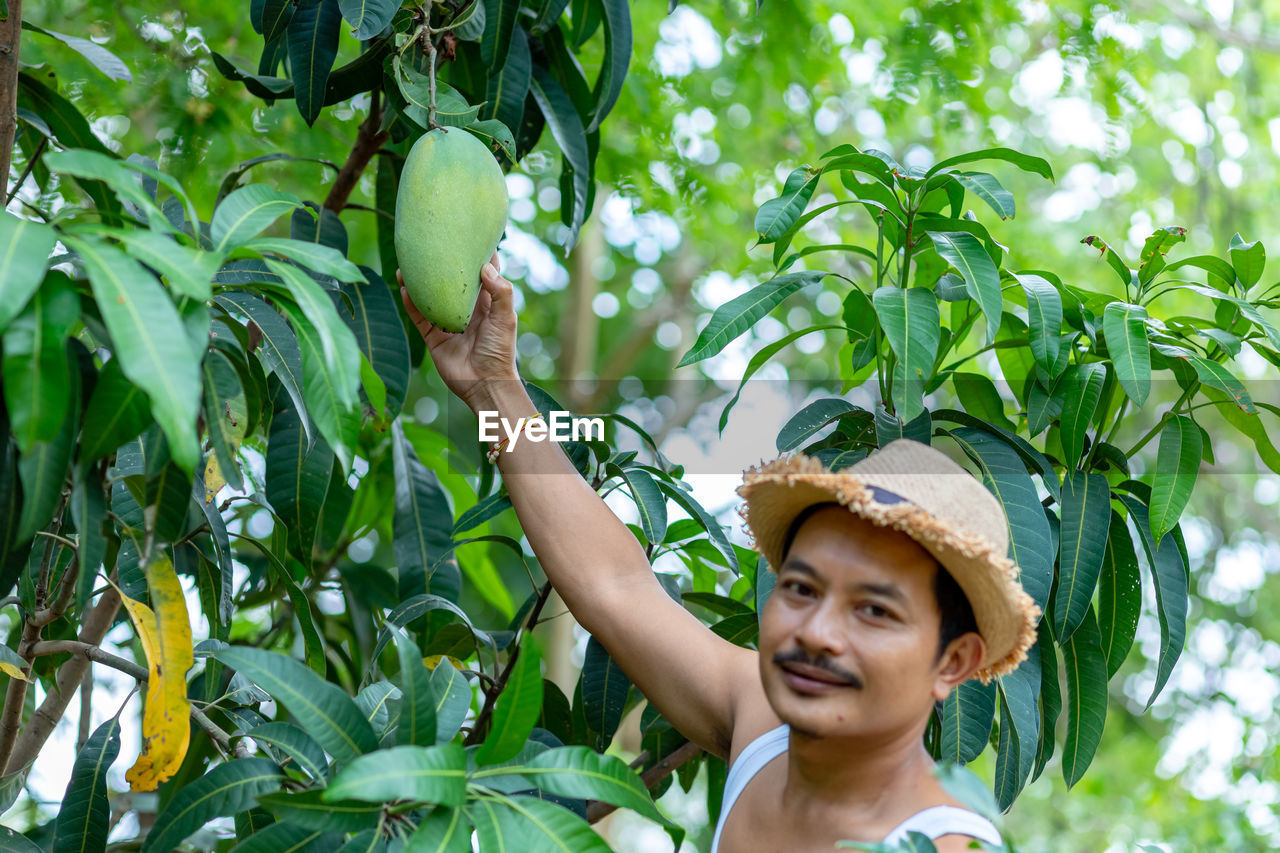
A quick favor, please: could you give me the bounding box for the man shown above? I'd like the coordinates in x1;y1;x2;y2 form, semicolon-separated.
399;259;1040;851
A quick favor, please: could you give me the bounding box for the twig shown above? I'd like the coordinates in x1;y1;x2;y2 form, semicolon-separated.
28;640;148;681
324;87;389;214
465;582;554;745
33;530;77;551
585;740;703;823
31;555;81;627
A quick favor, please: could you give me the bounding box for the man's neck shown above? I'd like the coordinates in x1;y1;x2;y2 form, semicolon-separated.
779;722;941;823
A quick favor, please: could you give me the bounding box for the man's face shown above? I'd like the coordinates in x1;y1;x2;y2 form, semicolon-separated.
757;505;981;740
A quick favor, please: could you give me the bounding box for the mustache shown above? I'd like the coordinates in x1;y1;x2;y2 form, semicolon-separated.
772;648;864;689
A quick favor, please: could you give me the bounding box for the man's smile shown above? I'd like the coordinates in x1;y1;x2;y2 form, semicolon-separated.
773;650;864;693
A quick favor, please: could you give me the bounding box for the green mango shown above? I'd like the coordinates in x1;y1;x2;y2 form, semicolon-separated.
395;128;509;333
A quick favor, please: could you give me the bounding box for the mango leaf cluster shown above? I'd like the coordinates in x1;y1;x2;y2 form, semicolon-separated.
213;0;631;251
680;143;1280;813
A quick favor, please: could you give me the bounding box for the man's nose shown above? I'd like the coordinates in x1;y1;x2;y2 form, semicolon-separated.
794;596;846;656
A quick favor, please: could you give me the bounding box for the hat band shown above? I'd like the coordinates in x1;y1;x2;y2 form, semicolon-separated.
867;484;910;505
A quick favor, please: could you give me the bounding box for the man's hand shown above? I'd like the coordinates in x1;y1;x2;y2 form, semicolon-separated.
399;251;519;411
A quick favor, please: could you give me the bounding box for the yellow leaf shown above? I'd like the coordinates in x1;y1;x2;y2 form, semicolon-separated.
119;556;194;792
0;661;28;682
422;655;466;672
204;453;227;503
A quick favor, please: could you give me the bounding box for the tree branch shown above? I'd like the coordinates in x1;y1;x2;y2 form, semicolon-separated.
0;0;23;192
585;739;703;823
323;88;389;214
28;640;147;681
3;585;121;774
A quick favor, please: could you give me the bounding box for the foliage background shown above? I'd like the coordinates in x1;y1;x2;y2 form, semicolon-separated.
3;0;1280;851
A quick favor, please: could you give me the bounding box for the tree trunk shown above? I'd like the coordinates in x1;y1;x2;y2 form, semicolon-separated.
0;0;22;191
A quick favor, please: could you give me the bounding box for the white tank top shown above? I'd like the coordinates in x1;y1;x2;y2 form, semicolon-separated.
710;725;1002;852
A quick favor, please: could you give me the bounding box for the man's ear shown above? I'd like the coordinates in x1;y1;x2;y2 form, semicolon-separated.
931;632;986;702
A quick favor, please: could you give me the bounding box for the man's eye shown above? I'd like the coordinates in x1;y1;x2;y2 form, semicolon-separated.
782;580;815;597
861;603;891;619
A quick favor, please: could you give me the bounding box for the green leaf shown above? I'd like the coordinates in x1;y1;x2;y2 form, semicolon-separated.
678;271;827;368
512;746;668;825
482;21;530;137
476;639;544;765
0;213;58;334
1033;620;1061;782
244;721;328;781
21;21;132;81
2;280;77;452
1149;415;1201;544
468;119;519;163
47;150;175;233
0;827;43;853
370;594;495;664
338;0;397;39
873;286;940;423
396;629;439;747
141;758;286;853
775;398;861;453
338;829;388;853
657;481;738;574
1118;496;1188;710
754;167;819;243
529;66;590;251
994;642;1040;811
214;646;378;762
202;350;248;492
274;300;360;475
67;236;201;472
265;403;332;560
1102;303;1151;407
470;795;611;853
938;679;996;765
89;228;217;301
581;636;630;749
924;147;1054;182
1054;470;1110;643
1228;233;1265;290
947;428;1053;612
325;744;467;805
1205;388;1280;475
1098;509;1140;679
431;661;472;744
245;237;364;282
338;268;411;419
51;717;121;853
227;822;336;853
1014;273;1063;375
16;74;120;215
609;465;667;545
258;789;382;834
1061;606;1107;789
392;420;456;596
587;0;632;132
403;806;471;853
1151;344;1256;413
481;0;521;67
929;231;1001;344
213;293;314;444
1161;253;1237;290
70;466;110;614
1080;235;1134;291
953;172;1014;219
1057;363;1106;468
288;0;343;125
212;185;305;253
718;325;846;435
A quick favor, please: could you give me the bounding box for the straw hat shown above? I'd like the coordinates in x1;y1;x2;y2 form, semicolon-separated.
736;439;1040;682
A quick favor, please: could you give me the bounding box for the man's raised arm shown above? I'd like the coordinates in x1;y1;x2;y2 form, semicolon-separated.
399;258;753;758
